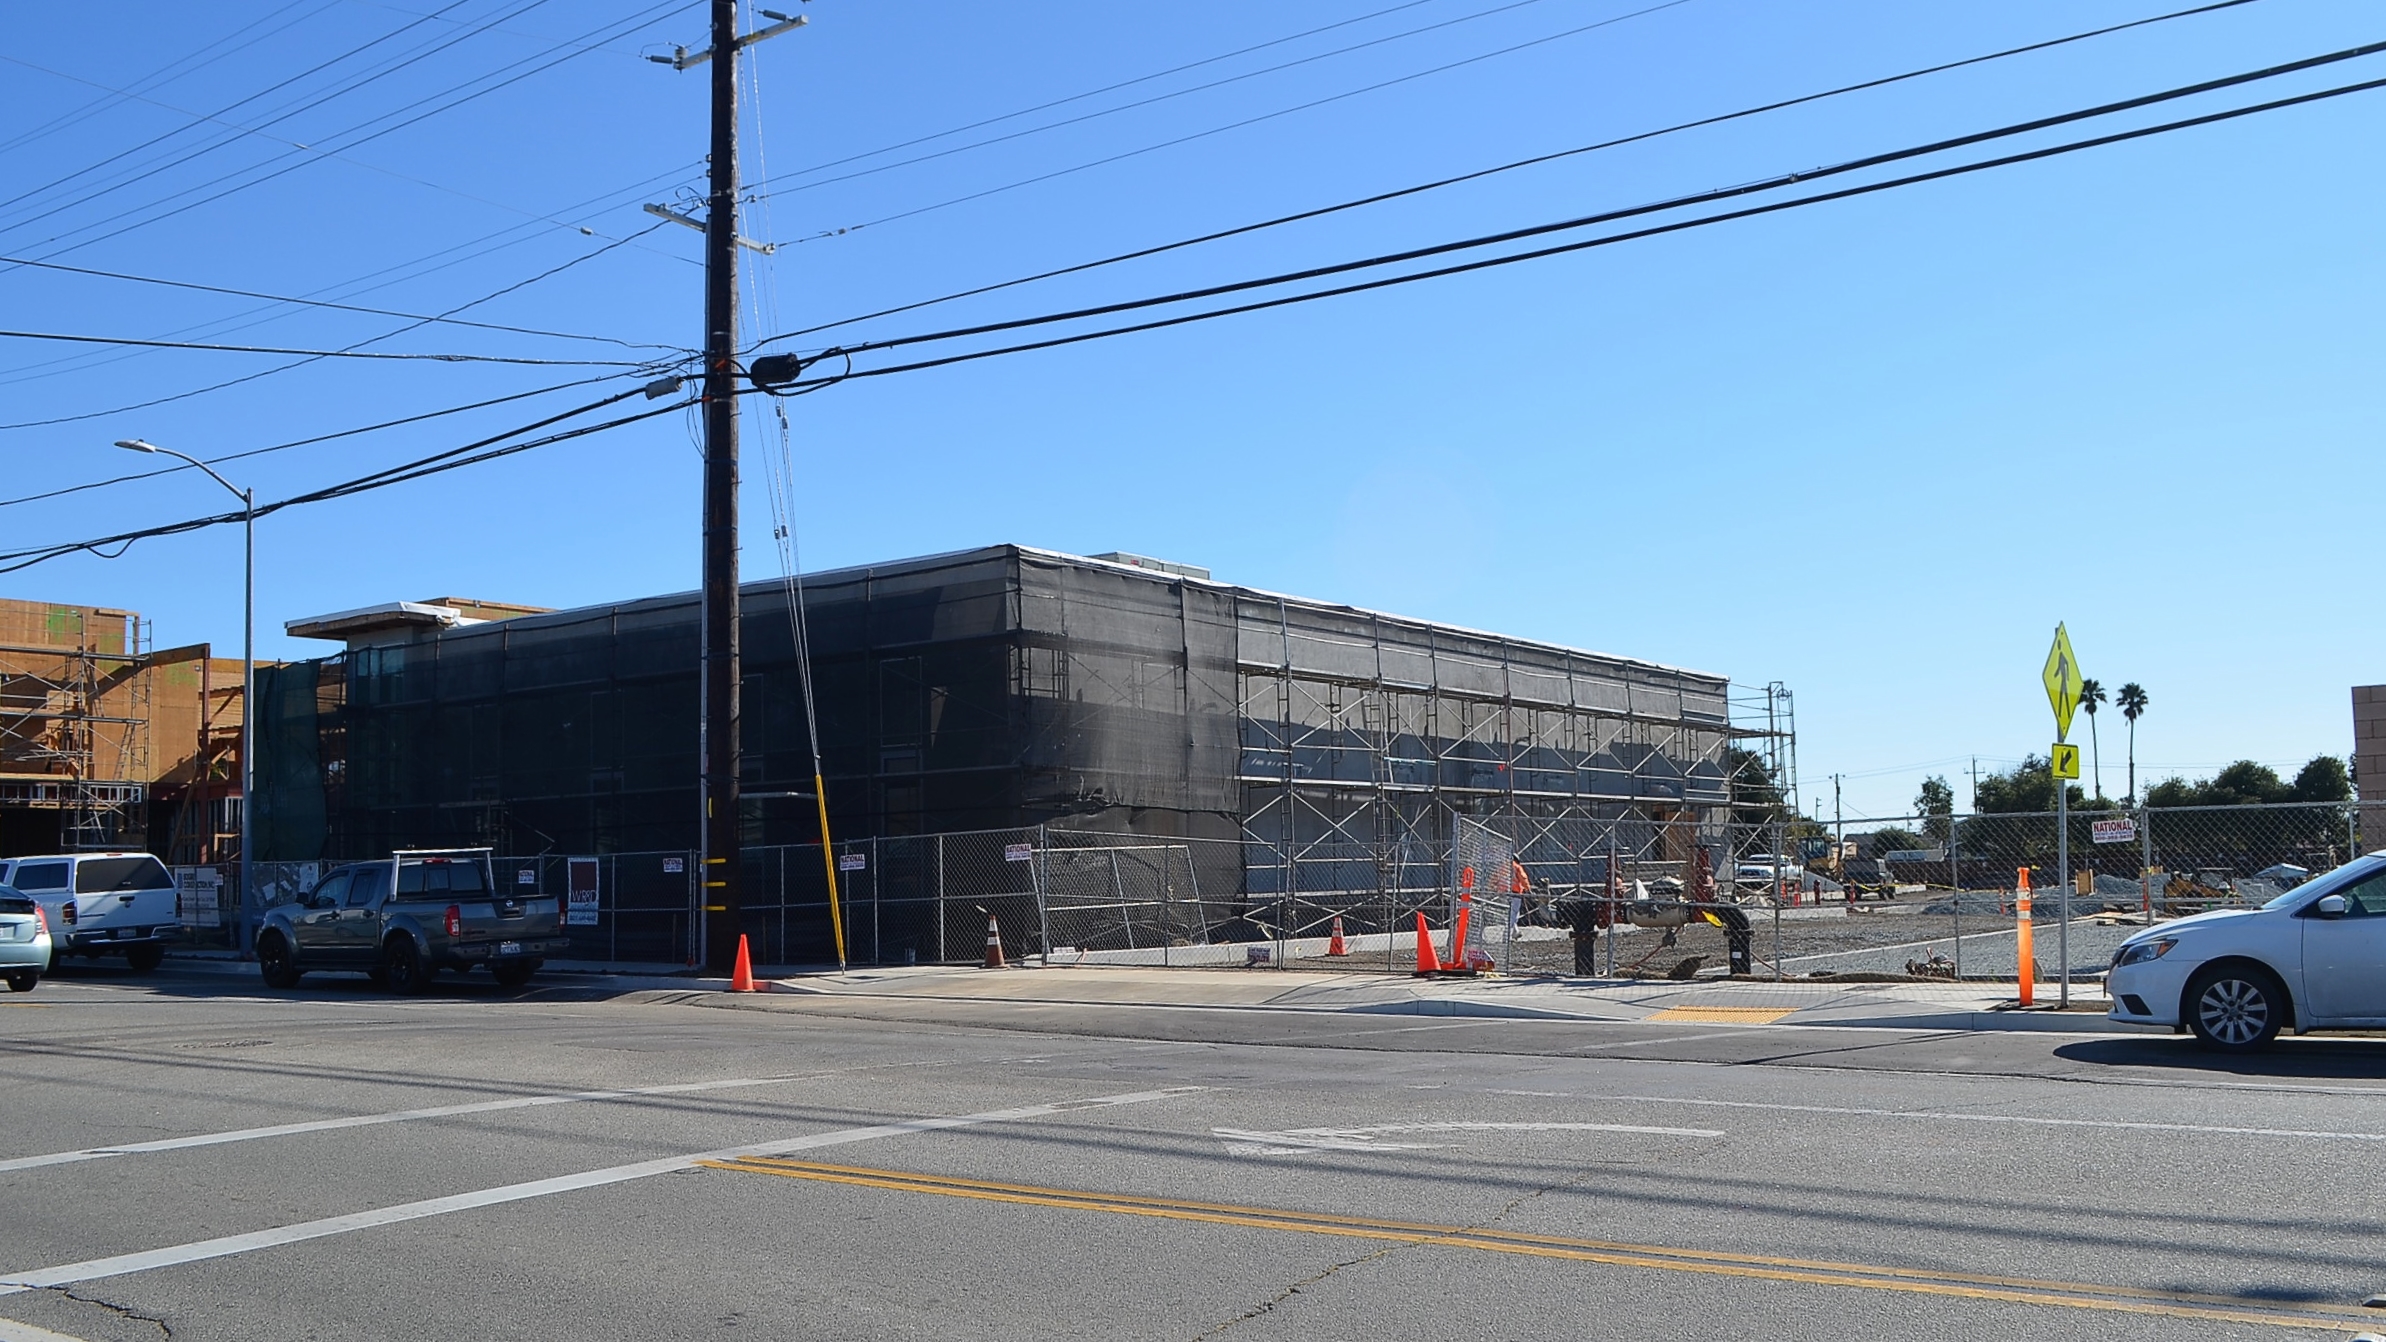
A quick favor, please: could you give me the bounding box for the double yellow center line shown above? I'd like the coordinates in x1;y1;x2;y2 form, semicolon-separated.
702;1156;2371;1331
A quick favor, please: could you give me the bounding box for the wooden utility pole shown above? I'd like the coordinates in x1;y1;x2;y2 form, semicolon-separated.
699;0;742;972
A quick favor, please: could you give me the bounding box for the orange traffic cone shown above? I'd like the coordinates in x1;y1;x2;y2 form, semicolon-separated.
1327;916;1348;957
1449;897;1473;970
729;934;758;993
983;912;1006;969
1412;911;1441;975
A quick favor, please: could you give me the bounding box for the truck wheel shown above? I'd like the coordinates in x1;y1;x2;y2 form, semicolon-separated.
124;944;164;973
257;932;302;989
491;959;539;989
382;935;432;996
4;971;36;992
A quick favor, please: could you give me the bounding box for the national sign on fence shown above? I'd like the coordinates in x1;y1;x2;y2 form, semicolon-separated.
2092;818;2138;845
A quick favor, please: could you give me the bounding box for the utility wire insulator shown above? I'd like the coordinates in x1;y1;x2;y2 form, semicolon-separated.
647;8;807;70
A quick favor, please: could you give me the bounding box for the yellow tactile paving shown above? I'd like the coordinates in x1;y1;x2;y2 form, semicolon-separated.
1642;1005;1798;1024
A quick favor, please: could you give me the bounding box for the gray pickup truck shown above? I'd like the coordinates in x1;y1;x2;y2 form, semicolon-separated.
255;849;563;993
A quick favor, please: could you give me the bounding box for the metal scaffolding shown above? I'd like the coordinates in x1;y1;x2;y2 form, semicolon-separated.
0;610;151;849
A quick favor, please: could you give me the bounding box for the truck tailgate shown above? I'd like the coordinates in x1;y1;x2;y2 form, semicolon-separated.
456;895;561;945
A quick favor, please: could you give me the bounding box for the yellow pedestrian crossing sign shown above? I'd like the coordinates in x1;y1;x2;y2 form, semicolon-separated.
2042;623;2083;741
2051;743;2080;780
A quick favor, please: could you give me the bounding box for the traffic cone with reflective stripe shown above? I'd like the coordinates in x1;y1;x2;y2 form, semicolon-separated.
1327;916;1348;957
2014;867;2035;1008
983;912;1006;969
730;934;758;993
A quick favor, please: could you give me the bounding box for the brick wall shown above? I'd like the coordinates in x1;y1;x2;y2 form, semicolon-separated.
2355;685;2386;851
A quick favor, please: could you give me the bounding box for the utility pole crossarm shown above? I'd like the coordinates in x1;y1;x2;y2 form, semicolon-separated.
647;8;805;69
643;203;775;254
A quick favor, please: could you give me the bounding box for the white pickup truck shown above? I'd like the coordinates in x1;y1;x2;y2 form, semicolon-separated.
0;852;180;971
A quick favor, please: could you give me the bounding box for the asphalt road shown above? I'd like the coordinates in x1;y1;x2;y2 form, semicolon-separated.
5;962;2386;1341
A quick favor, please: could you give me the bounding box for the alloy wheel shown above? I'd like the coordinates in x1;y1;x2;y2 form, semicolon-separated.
2198;977;2270;1046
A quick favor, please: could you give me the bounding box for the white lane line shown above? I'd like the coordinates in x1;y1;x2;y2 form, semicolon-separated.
0;1087;1192;1296
0;1318;97;1342
1216;1119;1723;1155
1613;1094;2386;1141
0;1076;808;1174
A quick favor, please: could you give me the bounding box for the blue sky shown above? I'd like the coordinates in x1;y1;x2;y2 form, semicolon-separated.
2;0;2378;822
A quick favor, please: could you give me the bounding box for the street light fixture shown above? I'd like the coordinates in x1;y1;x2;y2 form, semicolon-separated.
113;440;254;949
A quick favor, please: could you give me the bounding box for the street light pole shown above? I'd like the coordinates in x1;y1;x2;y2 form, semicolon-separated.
113;441;252;949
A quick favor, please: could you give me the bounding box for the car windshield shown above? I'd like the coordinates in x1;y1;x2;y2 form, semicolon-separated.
0;889;34;914
2263;855;2383;911
74;856;175;894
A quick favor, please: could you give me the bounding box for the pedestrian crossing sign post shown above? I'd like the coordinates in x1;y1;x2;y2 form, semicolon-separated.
2051;743;2080;779
2039;622;2085;1010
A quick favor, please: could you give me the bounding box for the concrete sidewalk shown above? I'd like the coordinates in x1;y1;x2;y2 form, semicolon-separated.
154;950;2148;1033
755;963;2155;1034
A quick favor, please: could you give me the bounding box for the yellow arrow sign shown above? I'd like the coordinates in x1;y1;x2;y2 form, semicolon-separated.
2051;743;2080;780
2042;623;2083;742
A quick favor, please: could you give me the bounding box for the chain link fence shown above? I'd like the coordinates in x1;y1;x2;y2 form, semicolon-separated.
160;801;2363;975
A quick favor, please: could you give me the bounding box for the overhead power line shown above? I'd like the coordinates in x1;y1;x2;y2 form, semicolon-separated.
0;252;678;350
0;163;703;396
773;0;2266;342
0;0;332;162
0;52;699;255
0;219;683;430
0;369;646;512
0;0;502;226
751;0;1697;239
3;0;689;264
0;328;661;366
0;389;697;575
764;66;2386;389
746;0;1600;198
760;35;2386;366
755;0;1448;184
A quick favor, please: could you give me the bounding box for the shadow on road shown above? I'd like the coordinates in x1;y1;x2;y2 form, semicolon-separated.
2055;1036;2386;1080
42;958;634;1004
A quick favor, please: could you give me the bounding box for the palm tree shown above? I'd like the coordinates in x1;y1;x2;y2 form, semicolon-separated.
2079;679;2108;801
2117;683;2150;804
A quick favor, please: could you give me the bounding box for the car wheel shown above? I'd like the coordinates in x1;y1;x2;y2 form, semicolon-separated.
382;935;431;996
256;932;303;989
4;971;36;993
2187;965;2285;1052
124;944;164;972
491;959;539;989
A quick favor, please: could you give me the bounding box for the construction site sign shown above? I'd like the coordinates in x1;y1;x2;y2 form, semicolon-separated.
567;857;600;926
2092;817;2138;845
2042;623;2083;741
2051;743;2081;780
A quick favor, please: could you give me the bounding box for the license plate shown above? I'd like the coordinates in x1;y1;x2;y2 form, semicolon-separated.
499;941;522;956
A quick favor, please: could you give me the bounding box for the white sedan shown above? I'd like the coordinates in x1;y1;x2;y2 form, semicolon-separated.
2108;852;2386;1051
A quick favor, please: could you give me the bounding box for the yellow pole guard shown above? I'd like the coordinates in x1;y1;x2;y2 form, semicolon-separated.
813;771;848;970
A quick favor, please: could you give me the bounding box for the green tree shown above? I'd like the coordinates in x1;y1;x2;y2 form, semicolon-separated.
1916;775;1954;848
1866;826;1929;855
1723;747;1789;828
2079;678;2108;801
2116;682;2149;803
2292;755;2352;802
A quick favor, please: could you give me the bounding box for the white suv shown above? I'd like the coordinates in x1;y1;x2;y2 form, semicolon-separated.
2108;851;2386;1051
0;853;180;972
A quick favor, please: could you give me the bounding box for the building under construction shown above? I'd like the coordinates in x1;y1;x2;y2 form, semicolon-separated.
0;599;246;860
256;545;1795;871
